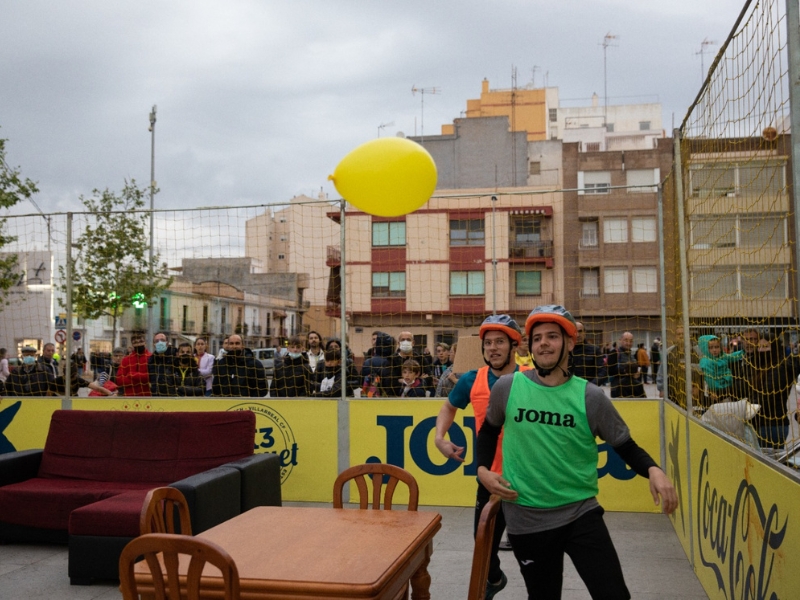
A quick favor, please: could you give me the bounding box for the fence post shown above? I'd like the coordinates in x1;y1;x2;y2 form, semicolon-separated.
338;199;349;501
786;0;800;321
64;213;73;409
672;128;695;566
657;182;667;470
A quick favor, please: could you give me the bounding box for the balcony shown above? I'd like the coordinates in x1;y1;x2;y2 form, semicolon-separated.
181;320;195;334
326;245;341;267
158;318;173;332
221;323;233;335
509;240;553;259
252;324;263;335
201;321;216;335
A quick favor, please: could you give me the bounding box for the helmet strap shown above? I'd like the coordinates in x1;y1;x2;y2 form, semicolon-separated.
532;326;572;379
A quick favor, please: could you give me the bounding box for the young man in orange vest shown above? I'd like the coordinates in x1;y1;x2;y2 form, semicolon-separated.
434;314;528;599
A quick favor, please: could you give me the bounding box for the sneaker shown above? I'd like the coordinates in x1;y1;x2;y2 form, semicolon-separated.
498;539;513;551
484;571;508;600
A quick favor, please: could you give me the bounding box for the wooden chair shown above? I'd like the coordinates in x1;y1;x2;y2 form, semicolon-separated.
333;463;419;510
119;533;239;600
140;487;193;535
467;495;502;600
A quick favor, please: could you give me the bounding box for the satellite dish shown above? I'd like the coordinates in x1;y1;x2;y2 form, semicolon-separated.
396;131;406;138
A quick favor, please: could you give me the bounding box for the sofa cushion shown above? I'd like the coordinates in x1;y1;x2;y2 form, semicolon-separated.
0;479;159;531
69;490;153;537
39;410;256;483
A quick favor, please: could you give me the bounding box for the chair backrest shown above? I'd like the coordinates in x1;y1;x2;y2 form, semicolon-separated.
332;463;419;510
467;495;501;600
119;533;240;600
140;487;193;535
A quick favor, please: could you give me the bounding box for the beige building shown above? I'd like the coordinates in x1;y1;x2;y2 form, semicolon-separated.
246;194;340;338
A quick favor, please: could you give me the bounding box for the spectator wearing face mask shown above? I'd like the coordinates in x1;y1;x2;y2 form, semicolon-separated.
117;334;152;396
147;332;178;397
5;346;56;396
175;342;205;397
383;331;433;397
272;335;313;397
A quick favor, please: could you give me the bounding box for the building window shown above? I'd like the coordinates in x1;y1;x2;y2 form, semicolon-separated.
578;171;611;195
585;142;601;152
632;267;658;293
689;160;786;197
692;266;787;300
631;218;657;242
450;271;485;296
549;108;557;122
606;123;615;132
689;215;786;249
515;271;542;296
512;216;541;244
529;161;541;175
581;268;600;297
626;168;658;193
279;236;287;241
450;219;485;246
604;268;628;293
372;272;406;297
277;253;285;260
372;221;406;247
639;121;651;131
580;221;598;248
604;218;628;243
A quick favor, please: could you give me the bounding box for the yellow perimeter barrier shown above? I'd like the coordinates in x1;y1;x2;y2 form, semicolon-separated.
665;402;800;598
2;397;661;510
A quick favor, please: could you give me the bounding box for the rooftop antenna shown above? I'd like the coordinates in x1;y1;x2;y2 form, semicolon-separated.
377;121;394;137
600;32;618;128
695;38;717;85
530;65;540;87
411;85;440;143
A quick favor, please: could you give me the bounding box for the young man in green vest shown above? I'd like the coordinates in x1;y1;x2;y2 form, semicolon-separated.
477;305;677;599
435;314;528;599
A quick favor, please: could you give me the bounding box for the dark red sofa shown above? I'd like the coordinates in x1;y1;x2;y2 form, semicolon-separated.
0;410;282;584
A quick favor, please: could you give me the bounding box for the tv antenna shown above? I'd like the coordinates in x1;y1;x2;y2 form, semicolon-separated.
377;121;394;137
696;38;717;84
411;85;440;142
530;65;540;88
600;32;618;127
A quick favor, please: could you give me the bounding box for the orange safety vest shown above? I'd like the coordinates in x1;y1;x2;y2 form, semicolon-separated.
471;364;531;474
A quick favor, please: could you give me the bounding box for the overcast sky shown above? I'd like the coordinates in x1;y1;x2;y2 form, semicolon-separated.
0;0;751;215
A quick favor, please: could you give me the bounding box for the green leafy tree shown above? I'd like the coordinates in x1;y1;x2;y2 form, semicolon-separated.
0;137;39;299
60;180;171;346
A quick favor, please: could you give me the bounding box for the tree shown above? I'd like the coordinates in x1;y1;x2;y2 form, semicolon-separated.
60;180;171;346
0;136;39;301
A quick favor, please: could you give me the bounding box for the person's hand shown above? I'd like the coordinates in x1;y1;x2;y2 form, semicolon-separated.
648;467;678;515
477;467;518;501
435;437;465;462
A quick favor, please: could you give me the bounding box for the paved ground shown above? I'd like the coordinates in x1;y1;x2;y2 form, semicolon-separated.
0;502;707;599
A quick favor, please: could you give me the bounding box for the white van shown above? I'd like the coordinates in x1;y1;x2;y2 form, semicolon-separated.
251;348;276;377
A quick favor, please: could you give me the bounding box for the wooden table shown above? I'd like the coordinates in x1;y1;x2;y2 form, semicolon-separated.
133;506;442;599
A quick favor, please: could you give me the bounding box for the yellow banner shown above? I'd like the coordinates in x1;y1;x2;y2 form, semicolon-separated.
0;398;61;453
689;417;800;599
664;402;692;560
73;398;338;502
349;399;664;509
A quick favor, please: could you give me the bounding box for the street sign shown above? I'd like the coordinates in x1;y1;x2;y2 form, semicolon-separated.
72;331;82;342
54;316;67;328
55;330;66;344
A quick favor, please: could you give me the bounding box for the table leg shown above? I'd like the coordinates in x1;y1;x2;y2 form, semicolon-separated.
409;541;433;600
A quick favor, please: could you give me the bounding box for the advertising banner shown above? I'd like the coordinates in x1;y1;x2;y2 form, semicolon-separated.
689;418;800;599
349;399;663;509
0;399;61;453
664;402;693;560
73;398;338;502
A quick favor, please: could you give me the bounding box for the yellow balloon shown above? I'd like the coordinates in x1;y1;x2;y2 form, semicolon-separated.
328;137;437;217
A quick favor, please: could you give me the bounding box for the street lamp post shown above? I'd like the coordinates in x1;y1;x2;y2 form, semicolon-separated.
148;105;157;337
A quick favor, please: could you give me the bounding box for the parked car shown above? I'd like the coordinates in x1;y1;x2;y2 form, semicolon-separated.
251;348;276;377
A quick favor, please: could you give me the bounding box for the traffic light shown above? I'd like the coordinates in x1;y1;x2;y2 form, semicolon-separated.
132;292;147;309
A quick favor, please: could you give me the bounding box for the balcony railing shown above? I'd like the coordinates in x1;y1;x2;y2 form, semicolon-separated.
181;320;195;334
252;324;262;334
158;318;173;332
326;245;341;267
509;240;554;259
